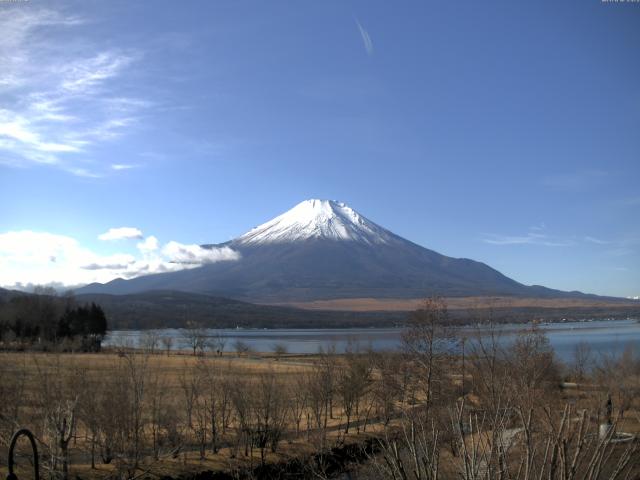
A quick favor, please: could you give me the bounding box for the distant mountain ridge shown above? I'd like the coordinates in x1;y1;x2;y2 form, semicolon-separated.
77;199;607;302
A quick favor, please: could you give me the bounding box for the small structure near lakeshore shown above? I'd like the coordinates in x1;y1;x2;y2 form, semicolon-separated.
599;394;636;443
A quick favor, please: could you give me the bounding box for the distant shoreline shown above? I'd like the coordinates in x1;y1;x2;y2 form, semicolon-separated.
105;316;639;333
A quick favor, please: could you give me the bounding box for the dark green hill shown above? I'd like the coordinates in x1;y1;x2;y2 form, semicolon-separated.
76;290;404;329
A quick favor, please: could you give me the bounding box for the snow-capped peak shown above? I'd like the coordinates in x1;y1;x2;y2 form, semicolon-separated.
236;199;395;245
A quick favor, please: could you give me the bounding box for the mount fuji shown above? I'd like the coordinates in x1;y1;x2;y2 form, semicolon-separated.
77;199;590;302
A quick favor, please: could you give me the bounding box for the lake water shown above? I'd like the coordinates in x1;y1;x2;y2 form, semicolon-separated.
104;319;640;362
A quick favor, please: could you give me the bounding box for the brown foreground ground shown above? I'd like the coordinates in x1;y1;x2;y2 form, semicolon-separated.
1;333;639;480
0;350;389;480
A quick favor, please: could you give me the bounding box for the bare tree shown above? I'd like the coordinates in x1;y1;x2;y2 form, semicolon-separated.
229;377;252;458
571;341;592;382
252;371;289;464
94;351;150;475
505;326;560;413
161;335;173;356
337;345;372;434
233;339;252;357
147;369;171;460
272;342;288;360
594;345;639;420
45;398;77;480
467;316;511;416
373;399;640;480
289;373;309;436
191;363;209;460
219;371;234;436
179;364;199;431
77;373;101;469
316;346;337;419
200;359;224;453
140;330;160;354
183;326;209;356
0;356;26;443
371;352;401;426
211;333;227;356
34;356;84;480
402;297;456;411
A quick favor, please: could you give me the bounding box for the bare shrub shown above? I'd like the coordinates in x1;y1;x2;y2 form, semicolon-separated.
233;340;252;357
272;342;288;360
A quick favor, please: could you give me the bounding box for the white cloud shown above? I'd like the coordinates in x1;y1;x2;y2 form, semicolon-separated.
111;163;139;170
81;254;136;270
98;227;144;241
0;230;241;289
137;235;159;254
355;20;374;57
0;7;148;176
162;241;240;265
66;167;102;178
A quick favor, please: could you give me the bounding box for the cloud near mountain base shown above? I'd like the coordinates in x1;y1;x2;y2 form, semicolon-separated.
0;230;240;290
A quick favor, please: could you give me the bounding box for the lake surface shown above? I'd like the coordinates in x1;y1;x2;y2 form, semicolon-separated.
104;319;640;362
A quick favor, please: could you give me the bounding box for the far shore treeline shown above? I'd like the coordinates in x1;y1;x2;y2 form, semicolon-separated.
2;286;640;335
0;287;107;351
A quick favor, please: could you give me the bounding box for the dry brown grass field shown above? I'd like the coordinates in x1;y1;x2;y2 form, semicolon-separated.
1;312;639;480
0;349;394;480
273;296;639;312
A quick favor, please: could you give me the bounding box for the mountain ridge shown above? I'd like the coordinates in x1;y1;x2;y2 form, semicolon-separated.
76;199;610;302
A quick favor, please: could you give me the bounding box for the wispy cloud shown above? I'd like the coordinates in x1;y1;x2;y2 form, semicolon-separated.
600;234;640;257
584;236;611;245
59;52;135;94
542;170;608;191
483;232;574;247
605;247;634;257
0;7;149;176
355;20;374;57
484;227;640;270
483;224;575;247
618;196;640;207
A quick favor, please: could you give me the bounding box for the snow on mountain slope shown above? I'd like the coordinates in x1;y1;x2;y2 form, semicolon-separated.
77;198;598;302
236;199;395;246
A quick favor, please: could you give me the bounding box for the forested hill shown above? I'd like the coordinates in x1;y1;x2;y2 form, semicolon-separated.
0;288;107;350
76;290;404;329
76;290;640;330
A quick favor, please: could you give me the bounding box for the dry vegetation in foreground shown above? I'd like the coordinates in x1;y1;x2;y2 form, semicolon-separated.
0;298;639;480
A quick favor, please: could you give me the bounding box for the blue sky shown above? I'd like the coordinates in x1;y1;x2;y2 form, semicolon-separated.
0;0;638;297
